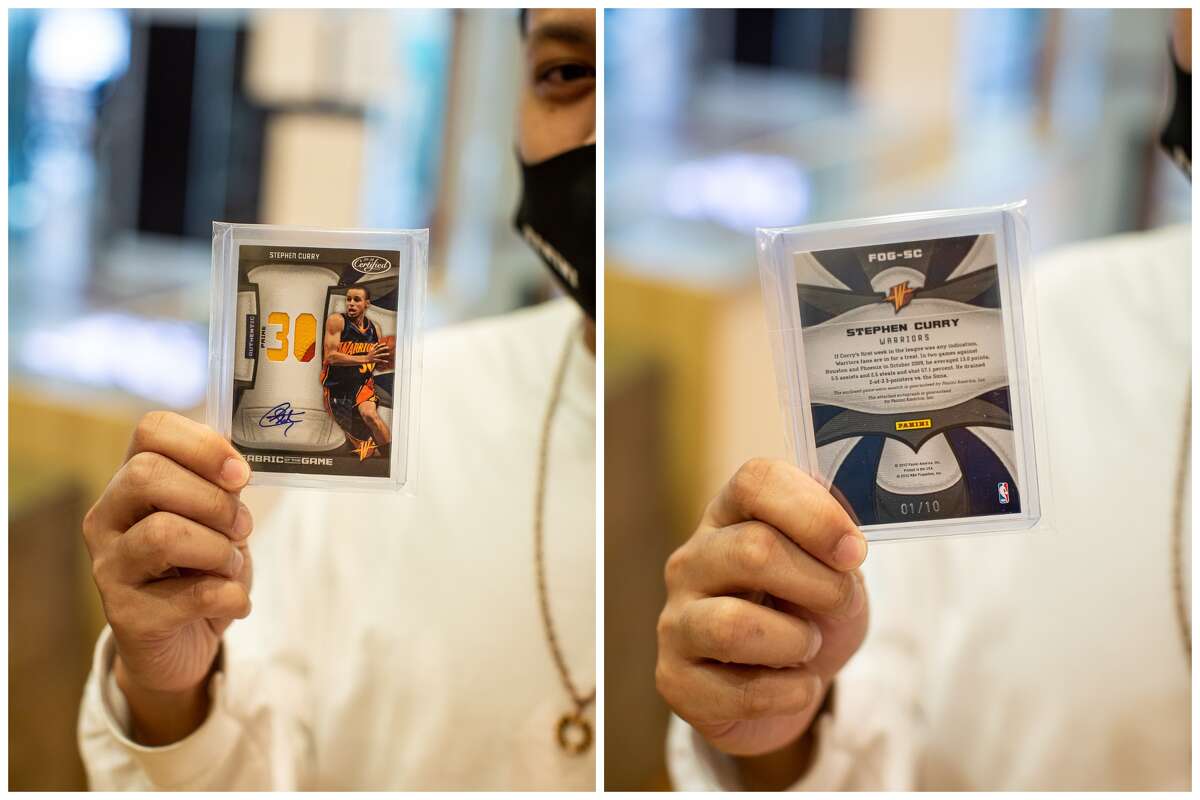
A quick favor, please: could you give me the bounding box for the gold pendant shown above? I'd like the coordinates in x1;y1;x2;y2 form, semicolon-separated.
556;710;593;755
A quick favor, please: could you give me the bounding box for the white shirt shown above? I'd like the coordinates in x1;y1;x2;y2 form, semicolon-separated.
670;225;1191;791
78;298;596;791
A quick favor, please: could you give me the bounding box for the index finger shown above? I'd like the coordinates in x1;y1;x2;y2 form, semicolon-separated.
704;458;865;572
125;411;250;493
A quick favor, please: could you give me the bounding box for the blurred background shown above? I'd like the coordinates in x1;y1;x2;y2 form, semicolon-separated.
603;8;1190;791
7;8;552;790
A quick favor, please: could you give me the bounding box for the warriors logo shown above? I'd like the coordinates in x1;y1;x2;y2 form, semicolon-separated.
884;281;914;313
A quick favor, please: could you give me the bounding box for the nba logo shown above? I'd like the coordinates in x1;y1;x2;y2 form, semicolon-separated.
997;482;1010;504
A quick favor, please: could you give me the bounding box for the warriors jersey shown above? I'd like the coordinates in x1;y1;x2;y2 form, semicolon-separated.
320;313;380;397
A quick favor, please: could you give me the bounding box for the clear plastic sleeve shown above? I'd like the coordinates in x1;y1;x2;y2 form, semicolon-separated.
757;203;1049;541
208;222;428;493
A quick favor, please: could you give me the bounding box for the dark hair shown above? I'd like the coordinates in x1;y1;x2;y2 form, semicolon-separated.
346;285;371;301
518;8;527;37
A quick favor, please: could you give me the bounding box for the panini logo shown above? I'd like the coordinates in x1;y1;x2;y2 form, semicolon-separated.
895;418;932;431
351;255;390;275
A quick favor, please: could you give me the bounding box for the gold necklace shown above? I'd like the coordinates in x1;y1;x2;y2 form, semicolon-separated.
1172;383;1191;667
534;323;594;754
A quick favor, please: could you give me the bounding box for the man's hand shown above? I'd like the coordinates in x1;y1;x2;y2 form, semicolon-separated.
656;458;869;774
82;412;255;744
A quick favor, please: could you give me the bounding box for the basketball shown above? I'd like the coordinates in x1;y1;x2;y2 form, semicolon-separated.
376;335;397;370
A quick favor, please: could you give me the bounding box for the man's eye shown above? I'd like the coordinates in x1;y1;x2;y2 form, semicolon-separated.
540;63;594;84
533;61;595;102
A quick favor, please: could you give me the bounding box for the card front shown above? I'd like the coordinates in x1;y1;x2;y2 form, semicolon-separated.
229;245;402;479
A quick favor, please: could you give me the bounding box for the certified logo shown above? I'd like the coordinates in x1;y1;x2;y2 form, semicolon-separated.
351;255;391;275
997;482;1010;504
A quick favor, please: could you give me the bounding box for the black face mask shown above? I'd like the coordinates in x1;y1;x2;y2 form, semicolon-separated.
1160;51;1191;180
513;143;596;319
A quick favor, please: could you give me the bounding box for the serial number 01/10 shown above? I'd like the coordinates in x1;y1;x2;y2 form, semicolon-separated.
899;500;941;515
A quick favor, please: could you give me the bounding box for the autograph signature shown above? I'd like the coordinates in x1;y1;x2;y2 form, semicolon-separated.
259;402;305;436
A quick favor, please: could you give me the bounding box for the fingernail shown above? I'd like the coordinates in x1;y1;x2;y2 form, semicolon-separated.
848;573;867;616
229;547;244;576
834;534;866;569
221;457;250;487
804;622;823;662
233;503;253;539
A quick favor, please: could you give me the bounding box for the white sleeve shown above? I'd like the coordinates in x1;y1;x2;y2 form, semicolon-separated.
76;492;322;790
666;542;941;791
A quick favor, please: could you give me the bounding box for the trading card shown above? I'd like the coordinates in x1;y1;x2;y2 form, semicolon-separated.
758;206;1043;540
210;224;427;491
